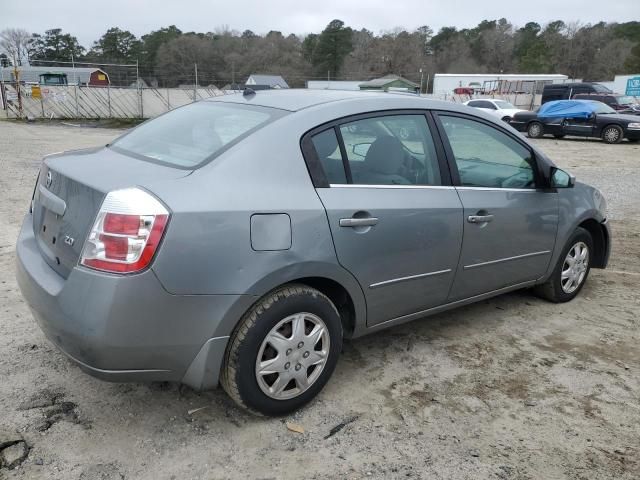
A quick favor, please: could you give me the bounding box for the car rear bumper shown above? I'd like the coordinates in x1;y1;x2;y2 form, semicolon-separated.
16;214;255;390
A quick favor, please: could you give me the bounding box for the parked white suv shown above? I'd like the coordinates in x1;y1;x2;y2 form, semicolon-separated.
464;99;526;122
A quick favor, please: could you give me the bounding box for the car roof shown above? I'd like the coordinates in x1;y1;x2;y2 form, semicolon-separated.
207;89;458;113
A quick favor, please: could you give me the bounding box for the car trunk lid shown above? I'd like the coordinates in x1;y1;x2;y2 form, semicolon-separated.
32;146;189;279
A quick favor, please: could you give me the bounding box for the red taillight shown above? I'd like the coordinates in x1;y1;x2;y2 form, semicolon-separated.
80;188;169;274
103;213;141;236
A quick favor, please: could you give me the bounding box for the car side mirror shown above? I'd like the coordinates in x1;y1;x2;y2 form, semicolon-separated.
551;167;575;188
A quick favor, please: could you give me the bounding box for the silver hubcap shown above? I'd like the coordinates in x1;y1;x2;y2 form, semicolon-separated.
604;128;620;142
561;241;589;294
255;313;330;400
529;124;541;136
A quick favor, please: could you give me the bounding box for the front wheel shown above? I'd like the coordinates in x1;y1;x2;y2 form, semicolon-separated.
527;121;544;138
534;227;593;303
221;285;343;416
601;125;623;144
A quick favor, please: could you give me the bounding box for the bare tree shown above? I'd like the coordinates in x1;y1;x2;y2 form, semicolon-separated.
0;28;33;66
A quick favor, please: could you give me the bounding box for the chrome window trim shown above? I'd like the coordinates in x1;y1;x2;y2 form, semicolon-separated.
455;186;540;192
369;269;452;289
327;184;455;190
464;250;552;270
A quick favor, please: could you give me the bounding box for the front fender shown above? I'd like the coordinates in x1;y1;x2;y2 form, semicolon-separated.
540;184;607;282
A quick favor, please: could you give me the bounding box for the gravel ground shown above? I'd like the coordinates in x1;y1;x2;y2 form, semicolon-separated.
0;121;638;480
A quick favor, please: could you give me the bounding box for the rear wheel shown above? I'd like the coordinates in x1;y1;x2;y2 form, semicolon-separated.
221;284;343;416
527;121;544;138
534;227;593;303
601;125;623;144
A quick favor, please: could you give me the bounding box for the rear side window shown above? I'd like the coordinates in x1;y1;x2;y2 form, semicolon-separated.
440;115;535;189
339;115;441;186
111;102;282;168
309;114;442;186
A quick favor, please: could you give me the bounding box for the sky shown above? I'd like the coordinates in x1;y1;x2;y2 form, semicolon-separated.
4;0;639;46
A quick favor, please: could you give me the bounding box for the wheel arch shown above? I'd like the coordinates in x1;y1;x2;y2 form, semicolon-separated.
212;262;367;340
578;218;609;268
600;123;624;142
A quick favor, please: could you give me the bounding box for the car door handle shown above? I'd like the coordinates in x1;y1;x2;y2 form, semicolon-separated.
467;214;494;223
339;217;379;227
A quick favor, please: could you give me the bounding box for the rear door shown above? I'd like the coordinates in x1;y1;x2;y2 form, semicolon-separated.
303;112;464;326
434;112;559;301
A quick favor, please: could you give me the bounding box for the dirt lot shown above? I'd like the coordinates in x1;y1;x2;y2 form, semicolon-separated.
0;120;638;480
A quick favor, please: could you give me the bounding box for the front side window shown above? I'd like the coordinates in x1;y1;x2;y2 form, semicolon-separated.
440;115;536;189
112;102;281;168
337;115;441;186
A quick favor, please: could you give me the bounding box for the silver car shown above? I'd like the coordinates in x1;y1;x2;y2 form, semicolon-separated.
16;90;610;415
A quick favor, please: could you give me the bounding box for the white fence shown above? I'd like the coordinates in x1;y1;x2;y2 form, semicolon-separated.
0;84;230;119
1;83;543;120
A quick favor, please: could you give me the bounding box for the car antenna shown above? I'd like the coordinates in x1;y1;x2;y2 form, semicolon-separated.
243;88;256;97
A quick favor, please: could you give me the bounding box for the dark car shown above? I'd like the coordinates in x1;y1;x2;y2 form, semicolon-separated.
541;82;612;104
510;99;640;144
572;93;640;115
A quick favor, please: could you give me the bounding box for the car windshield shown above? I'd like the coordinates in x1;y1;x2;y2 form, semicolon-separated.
617;96;636;105
592;84;612;93
111;101;282;168
589;101;616;114
494;100;515;109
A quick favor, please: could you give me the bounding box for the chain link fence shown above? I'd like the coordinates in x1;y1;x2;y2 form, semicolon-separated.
0;83;232;119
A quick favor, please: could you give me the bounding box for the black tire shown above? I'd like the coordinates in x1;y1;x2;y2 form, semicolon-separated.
553;134;566;139
628;138;638;143
601;125;623;144
534;227;593;303
221;284;343;416
527;121;544;138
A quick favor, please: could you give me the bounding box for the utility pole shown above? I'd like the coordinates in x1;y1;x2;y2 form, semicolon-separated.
194;63;198;102
71;53;77;84
136;59;143;118
419;68;424;95
327;70;330;88
14;64;22;117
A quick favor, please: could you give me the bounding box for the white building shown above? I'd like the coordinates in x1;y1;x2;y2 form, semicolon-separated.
245;74;289;89
597;74;640;95
432;73;569;95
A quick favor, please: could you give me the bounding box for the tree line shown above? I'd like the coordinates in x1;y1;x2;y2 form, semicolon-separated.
1;19;639;89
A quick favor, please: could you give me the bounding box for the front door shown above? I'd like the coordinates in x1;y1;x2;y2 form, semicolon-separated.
435;113;559;301
307;113;464;326
562;116;596;137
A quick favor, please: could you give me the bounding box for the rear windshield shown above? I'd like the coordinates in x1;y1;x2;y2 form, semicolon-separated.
111;101;283;168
